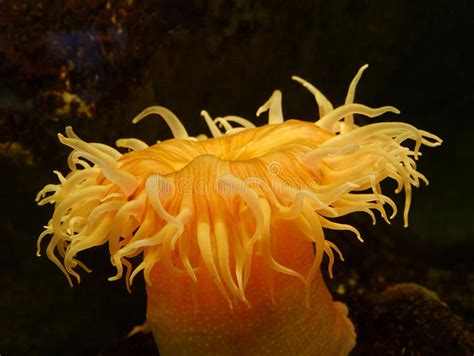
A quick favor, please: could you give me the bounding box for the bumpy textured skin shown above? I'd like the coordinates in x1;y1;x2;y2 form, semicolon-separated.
146;223;356;355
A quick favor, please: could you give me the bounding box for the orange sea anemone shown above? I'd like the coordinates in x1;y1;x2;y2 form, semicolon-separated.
36;65;441;355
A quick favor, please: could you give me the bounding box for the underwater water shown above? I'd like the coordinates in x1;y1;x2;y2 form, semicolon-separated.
1;1;472;355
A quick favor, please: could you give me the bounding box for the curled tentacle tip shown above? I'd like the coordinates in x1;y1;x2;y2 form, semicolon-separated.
389;106;401;114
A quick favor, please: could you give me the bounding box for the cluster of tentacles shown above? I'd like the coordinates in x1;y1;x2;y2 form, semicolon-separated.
36;65;441;307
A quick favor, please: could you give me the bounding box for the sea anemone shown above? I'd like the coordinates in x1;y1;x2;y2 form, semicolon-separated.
36;65;441;355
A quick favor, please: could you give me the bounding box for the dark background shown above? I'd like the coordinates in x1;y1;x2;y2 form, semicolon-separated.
1;1;472;355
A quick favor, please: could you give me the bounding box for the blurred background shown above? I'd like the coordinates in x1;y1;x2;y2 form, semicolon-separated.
1;1;472;355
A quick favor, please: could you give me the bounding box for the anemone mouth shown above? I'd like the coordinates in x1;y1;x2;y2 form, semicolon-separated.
36;65;442;307
195;119;333;162
118;119;331;178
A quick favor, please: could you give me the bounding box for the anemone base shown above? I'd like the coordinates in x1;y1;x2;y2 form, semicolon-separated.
146;264;355;356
